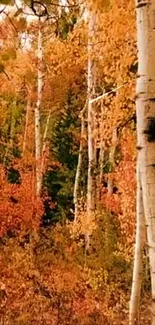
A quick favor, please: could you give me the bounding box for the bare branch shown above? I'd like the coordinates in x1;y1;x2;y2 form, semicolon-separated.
79;99;88;119
3;11;18;32
89;82;128;104
0;5;7;14
3;70;11;81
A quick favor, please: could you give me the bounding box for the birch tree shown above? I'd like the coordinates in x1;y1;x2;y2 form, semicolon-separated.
35;19;43;196
86;8;96;249
39;110;51;191
3;101;17;164
23;96;31;156
74;102;87;222
130;0;155;323
97;100;106;201
129;164;146;325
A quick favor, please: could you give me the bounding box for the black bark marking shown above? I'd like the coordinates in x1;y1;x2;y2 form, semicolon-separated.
129;61;138;74
144;117;155;142
136;0;149;9
136;146;143;150
135;93;145;100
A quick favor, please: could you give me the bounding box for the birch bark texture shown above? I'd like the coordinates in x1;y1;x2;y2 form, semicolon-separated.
86;9;96;251
74;103;87;222
23;96;31;156
129;164;145;325
87;9;96;222
40;110;51;189
134;0;155;323
35;20;43;196
96;102;105;203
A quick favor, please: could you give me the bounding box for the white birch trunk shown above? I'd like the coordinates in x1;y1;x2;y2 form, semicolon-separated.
87;10;96;216
86;9;96;250
41;110;51;165
35;21;43;196
98;139;105;200
3;101;16;164
129;164;146;325
23;96;31;156
97;100;107;201
39;110;51;189
136;0;155;322
74;105;86;223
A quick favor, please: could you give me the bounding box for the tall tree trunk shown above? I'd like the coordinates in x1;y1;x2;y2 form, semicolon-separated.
3;101;16;164
99;106;105;199
39;110;51;189
107;127;117;195
98;138;105;201
23;97;31;157
86;9;96;250
136;0;155;323
74;104;86;222
35;21;43;196
129;164;146;325
97;100;106;202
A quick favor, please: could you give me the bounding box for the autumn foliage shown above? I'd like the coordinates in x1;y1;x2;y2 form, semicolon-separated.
0;0;151;324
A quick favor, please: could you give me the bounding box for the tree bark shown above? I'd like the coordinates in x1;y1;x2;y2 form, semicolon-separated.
98;101;106;200
135;0;155;323
39;110;51;190
129;164;146;325
35;20;43;196
74;103;87;222
86;9;96;250
23;97;31;157
3;101;16;164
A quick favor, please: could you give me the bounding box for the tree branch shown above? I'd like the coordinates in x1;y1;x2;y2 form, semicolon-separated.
89;82;128;104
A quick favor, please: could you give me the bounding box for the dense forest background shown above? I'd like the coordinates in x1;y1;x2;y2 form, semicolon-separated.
0;0;152;324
